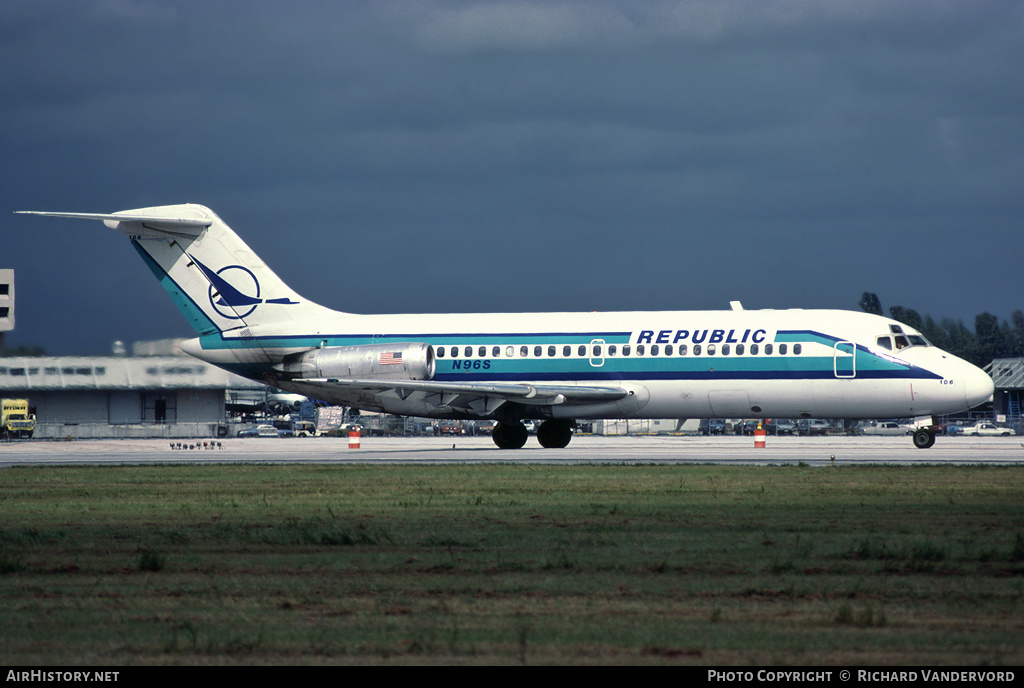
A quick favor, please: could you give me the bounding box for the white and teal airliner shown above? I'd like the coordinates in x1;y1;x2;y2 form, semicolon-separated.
18;204;994;449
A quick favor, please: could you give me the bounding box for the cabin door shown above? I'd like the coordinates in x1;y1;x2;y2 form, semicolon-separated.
834;342;856;378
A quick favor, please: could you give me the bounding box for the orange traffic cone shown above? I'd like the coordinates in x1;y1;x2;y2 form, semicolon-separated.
754;423;766;449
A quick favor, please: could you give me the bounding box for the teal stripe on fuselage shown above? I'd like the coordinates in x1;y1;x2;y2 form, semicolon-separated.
436;353;928;382
774;331;835;345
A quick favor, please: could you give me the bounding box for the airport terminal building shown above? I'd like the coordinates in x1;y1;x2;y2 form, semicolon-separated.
0;340;263;438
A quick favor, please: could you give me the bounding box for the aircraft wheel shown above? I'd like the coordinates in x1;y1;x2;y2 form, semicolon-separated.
537;420;574;448
913;428;935;449
492;421;528;449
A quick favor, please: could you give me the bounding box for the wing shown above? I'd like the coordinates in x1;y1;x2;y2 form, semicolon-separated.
285;377;629;416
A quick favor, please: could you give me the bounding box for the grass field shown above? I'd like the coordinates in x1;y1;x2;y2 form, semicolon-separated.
1;462;1023;665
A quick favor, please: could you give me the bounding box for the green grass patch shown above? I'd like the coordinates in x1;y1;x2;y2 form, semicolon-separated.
1;463;1023;664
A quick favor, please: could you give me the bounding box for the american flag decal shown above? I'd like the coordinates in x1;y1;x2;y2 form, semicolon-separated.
379;351;403;365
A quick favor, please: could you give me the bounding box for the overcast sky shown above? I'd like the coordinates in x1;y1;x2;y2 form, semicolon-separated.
3;0;1022;356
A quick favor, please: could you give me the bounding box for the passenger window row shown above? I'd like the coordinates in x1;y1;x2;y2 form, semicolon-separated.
434;342;803;358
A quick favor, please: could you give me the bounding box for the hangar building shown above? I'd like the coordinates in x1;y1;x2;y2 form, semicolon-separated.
987;357;1024;433
0;340;263;439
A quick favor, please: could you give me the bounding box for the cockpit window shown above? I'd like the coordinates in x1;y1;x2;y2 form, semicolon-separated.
877;333;929;351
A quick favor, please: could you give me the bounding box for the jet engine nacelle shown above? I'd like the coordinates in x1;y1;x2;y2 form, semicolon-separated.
279;343;435;381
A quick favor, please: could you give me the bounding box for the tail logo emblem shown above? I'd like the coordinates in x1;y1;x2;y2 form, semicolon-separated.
191;257;298;319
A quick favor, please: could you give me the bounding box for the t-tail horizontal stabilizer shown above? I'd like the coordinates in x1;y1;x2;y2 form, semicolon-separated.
15;211;211;236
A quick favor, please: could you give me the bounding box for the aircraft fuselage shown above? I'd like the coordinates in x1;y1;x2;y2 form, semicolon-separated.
179;307;992;424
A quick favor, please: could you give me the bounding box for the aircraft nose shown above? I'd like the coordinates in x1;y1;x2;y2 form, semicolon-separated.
963;362;994;409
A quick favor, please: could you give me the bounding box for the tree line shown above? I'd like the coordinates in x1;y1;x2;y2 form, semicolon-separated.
859;292;1024;367
0;344;46;357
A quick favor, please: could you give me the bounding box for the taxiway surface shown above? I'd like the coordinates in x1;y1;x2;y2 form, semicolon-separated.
1;434;1022;467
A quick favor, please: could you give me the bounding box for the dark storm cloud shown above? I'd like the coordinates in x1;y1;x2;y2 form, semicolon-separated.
2;0;1022;355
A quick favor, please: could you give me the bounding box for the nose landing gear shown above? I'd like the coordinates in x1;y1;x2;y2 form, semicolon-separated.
913;427;936;449
912;418;940;449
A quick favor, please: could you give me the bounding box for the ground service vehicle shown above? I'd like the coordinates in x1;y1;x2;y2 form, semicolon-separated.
1;399;35;439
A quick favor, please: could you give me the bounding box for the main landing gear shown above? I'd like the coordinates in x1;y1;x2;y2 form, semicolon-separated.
492;420;528;449
491;419;575;449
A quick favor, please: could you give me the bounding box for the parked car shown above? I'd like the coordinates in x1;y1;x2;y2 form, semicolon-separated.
737;420;774;435
336;423;364;437
861;421;914;436
965;422;1012;437
702;419;726;435
437;421;465;435
801;420;831;436
474;420;498;435
775;420;798;435
237;424;279;438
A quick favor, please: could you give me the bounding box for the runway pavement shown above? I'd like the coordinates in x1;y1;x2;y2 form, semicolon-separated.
1;433;1022;467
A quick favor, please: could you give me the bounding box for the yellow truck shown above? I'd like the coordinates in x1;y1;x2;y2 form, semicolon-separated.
1;399;35;439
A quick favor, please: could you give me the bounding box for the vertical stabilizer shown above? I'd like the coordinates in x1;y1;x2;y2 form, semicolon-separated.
18;204;334;336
